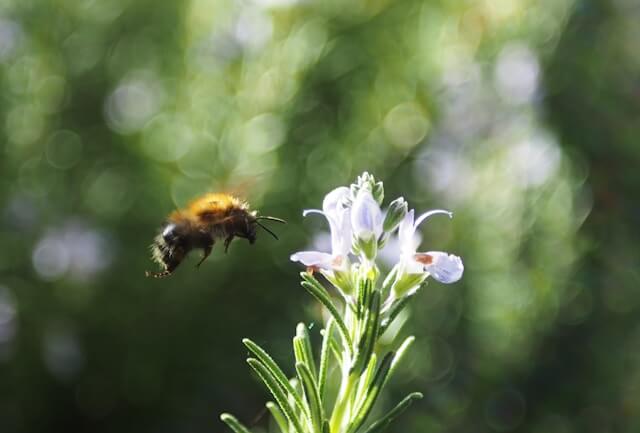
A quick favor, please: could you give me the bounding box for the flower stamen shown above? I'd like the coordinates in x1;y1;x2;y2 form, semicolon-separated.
414;253;434;265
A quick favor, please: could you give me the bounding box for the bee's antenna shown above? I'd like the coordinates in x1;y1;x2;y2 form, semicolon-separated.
256;216;286;224
256;221;279;240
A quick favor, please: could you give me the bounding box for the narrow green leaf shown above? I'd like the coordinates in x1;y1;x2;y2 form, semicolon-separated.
220;413;253;433
242;339;308;418
354;353;377;409
329;338;343;366
389;336;415;378
356;279;372;321
322;420;330;433
296;362;324;433
362;392;423;433
379;293;414;335
379;265;398;296
247;358;306;433
351;290;381;374
301;278;353;352
288;379;302;432
318;319;334;399
266;402;289;433
346;351;394;433
293;338;306;368
295;323;317;380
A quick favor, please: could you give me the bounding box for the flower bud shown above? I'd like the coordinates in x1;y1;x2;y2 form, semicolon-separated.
383;197;408;233
349;172;384;205
350;189;382;261
357;172;375;188
372;181;384;205
351;190;383;240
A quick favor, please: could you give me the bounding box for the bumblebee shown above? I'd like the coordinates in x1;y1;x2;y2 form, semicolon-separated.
146;193;285;278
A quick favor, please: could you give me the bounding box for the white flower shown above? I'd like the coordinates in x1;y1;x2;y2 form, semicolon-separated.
290;187;352;271
350;189;383;241
397;209;463;283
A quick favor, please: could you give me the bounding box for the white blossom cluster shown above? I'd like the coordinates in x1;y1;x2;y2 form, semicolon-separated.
291;172;463;300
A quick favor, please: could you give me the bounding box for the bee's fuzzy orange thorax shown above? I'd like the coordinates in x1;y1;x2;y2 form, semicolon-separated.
167;193;250;226
188;193;246;214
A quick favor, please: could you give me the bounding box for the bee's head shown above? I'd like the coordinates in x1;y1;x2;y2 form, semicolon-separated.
243;220;258;244
146;221;191;278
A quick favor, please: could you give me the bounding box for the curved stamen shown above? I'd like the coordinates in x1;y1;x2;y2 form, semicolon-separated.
413;209;452;229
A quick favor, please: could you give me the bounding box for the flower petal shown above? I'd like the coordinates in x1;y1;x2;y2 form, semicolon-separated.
401;252;424;274
290;251;335;269
413;209;452;229
397;209;416;252
322;186;350;215
351;189;383;239
333;207;352;256
301;207;352;258
418;251;464;283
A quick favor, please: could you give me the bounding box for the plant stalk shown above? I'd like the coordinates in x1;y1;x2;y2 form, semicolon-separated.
329;368;359;433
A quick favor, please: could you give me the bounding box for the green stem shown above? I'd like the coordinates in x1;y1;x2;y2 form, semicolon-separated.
329;370;359;433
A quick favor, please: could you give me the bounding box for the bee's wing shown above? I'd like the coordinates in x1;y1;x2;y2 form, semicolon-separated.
195;212;236;225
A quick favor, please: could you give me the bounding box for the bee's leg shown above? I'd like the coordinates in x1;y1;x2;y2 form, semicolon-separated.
196;244;213;268
146;259;180;278
145;270;172;278
224;235;234;253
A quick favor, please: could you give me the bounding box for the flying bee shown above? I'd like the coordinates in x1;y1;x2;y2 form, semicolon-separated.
145;193;285;278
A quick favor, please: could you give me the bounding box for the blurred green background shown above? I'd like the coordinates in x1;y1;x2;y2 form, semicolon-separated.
1;0;639;432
